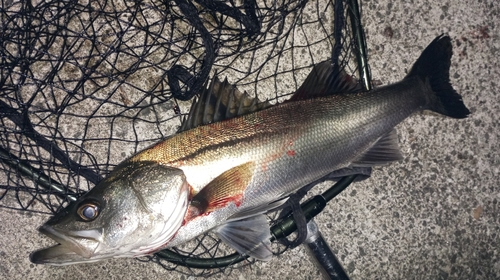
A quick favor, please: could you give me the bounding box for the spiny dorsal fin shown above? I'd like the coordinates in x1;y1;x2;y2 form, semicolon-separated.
179;77;272;132
289;61;363;101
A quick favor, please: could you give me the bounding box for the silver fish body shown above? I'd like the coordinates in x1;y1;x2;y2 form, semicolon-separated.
166;77;432;247
31;35;469;265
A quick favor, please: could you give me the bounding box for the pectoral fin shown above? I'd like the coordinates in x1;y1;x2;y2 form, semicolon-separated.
216;214;272;261
186;162;255;220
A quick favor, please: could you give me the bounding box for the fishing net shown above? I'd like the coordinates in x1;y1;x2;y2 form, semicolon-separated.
0;0;369;276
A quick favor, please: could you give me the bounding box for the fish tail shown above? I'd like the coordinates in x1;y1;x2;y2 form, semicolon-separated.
405;34;470;118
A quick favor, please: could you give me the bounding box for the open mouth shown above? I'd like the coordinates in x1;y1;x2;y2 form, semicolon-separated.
30;225;102;265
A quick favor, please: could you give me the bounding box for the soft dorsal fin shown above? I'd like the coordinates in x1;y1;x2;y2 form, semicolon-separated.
351;129;404;167
289;61;363;101
179;77;272;132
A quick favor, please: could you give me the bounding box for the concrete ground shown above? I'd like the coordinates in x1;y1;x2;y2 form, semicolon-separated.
1;0;499;279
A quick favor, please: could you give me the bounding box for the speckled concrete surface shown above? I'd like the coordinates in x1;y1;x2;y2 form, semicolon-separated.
1;0;499;279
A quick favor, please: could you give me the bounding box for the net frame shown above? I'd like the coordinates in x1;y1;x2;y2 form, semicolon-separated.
0;0;370;276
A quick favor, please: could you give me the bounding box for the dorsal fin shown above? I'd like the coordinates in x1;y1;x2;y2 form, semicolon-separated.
289;61;363;101
179;77;272;132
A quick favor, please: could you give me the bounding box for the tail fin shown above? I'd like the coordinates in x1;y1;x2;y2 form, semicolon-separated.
406;34;470;118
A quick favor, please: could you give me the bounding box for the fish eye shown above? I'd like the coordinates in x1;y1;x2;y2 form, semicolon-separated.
77;202;100;221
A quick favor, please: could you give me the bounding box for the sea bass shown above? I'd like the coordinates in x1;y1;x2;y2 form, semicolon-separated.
31;35;469;265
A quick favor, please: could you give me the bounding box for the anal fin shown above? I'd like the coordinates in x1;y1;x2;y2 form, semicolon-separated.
351;129;403;167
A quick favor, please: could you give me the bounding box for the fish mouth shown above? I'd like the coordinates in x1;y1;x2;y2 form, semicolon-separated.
30;225;103;265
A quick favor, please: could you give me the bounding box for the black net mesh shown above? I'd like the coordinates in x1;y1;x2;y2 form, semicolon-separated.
0;0;367;276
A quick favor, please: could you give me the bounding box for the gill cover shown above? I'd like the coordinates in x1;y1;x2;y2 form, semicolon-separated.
31;161;189;265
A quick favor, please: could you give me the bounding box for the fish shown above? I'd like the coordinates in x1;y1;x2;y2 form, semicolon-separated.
30;35;469;265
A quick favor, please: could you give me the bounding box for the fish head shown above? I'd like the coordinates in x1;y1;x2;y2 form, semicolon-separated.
31;161;190;265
